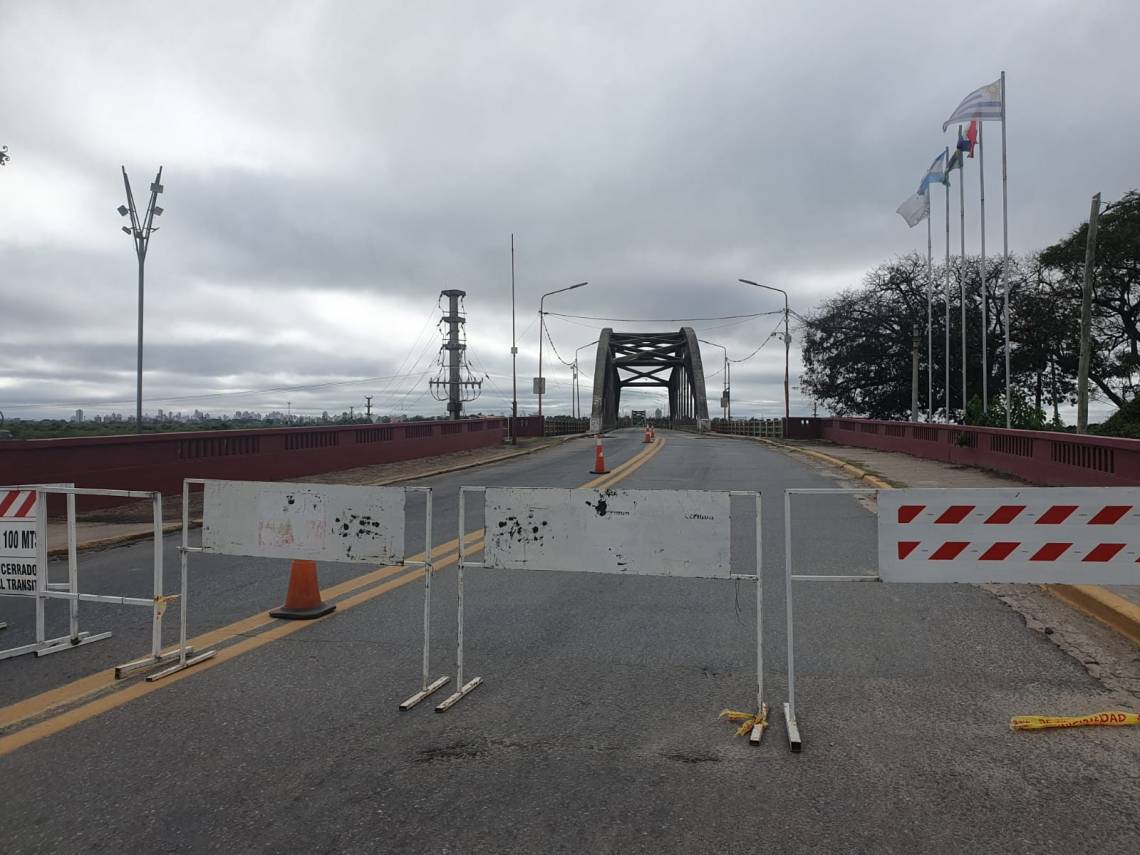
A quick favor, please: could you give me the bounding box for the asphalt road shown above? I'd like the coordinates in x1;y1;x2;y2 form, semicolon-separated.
1;429;1137;854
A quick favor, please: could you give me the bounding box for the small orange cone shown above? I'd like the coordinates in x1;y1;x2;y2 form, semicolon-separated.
269;559;336;620
591;434;610;474
643;425;652;443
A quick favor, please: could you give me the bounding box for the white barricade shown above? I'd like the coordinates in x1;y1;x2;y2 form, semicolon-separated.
0;484;190;676
782;486;1140;753
437;486;766;742
170;479;444;706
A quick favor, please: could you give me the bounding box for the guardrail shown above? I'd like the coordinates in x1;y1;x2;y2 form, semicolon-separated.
815;418;1140;487
0;418;508;509
712;419;785;439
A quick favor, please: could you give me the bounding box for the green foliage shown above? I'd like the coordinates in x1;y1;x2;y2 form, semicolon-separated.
963;393;1056;431
1038;190;1140;407
1090;396;1140;438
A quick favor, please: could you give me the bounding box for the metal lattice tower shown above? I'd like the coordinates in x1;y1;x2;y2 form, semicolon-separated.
590;328;709;432
429;289;482;419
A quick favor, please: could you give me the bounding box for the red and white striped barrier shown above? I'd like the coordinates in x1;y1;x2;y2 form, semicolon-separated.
878;489;1140;584
0;489;38;520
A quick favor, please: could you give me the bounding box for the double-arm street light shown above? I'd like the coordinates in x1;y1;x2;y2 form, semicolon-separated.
739;278;790;421
537;282;587;417
119;166;165;433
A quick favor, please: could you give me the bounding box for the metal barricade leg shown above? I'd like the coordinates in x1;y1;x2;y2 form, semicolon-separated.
401;489;449;710
437;490;482;711
749;493;767;745
115;492;192;678
783;490;802;752
145;481;217;681
36;488;111;657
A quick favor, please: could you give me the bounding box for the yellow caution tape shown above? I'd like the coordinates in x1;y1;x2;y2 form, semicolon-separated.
1011;711;1140;731
720;705;769;738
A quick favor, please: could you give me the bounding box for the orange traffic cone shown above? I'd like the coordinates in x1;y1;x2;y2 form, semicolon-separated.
643;425;652;443
269;559;336;620
590;434;610;474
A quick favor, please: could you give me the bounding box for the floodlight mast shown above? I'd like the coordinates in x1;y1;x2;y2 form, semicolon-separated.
120;166;164;433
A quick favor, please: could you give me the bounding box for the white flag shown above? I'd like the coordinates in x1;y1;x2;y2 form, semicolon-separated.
942;78;1003;132
896;192;929;228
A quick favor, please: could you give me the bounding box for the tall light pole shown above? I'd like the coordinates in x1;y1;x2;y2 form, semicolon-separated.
119;166;165;434
537;282;587;417
574;339;599;421
739;279;790;421
699;338;730;421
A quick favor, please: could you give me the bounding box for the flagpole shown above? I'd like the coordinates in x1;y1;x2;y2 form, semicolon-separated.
979;121;988;412
944;146;951;422
927;208;933;422
959;134;967;416
1000;70;1011;428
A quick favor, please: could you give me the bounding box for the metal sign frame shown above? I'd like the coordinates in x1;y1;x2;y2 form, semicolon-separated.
436;486;767;743
0;485;190;677
782;488;880;753
167;480;446;707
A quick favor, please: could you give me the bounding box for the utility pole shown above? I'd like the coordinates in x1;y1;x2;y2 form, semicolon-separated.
911;323;920;421
1076;192;1102;434
365;396;373;421
118;166;165;434
430;290;482;419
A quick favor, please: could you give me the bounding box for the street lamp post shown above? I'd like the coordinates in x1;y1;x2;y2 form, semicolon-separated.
739;279;790;421
510;234;518;444
574;339;599;421
119;166;165;434
699;338;730;422
537;282;587;417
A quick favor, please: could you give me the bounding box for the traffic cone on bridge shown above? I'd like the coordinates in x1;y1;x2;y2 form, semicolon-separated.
591;434;610;475
269;559;337;620
643;425;652;443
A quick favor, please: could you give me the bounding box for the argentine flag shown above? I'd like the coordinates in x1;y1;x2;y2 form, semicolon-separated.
917;151;948;195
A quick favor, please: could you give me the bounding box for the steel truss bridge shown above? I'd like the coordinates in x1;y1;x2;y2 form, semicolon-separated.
589;328;709;432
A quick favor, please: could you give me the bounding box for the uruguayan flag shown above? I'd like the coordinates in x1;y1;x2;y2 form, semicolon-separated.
942;78;1003;132
917;151;947;195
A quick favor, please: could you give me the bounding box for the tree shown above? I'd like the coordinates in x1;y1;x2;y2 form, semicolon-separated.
1039;190;1140;408
801;254;1074;421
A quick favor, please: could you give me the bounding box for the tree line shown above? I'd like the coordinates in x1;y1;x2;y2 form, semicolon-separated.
801;191;1140;433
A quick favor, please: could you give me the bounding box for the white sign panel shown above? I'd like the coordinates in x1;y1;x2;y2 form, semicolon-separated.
0;488;40;594
202;480;406;564
483;487;732;578
878;488;1140;584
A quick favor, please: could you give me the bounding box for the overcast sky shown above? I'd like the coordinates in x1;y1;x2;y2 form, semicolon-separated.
2;0;1137;422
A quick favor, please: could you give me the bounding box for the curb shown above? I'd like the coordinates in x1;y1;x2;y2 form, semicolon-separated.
742;434;1140;649
57;435;583;556
1047;584;1140;646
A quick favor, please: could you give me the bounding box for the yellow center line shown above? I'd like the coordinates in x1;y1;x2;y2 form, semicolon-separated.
0;433;665;753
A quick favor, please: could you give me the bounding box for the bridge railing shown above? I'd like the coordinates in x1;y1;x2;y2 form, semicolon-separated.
814;417;1140;487
0;418;509;509
711;418;785;439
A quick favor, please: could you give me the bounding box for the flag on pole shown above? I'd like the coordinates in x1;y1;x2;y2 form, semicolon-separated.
959;121;978;157
896;191;929;227
918;150;948;194
946;147;964;173
942;79;1003;131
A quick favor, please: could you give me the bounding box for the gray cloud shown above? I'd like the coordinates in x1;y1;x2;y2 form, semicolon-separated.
1;0;1136;421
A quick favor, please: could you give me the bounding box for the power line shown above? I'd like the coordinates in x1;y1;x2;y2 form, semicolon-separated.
729;319;786;363
544;310;781;323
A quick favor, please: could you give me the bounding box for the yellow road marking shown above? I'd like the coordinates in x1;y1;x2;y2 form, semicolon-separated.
0;432;664;753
